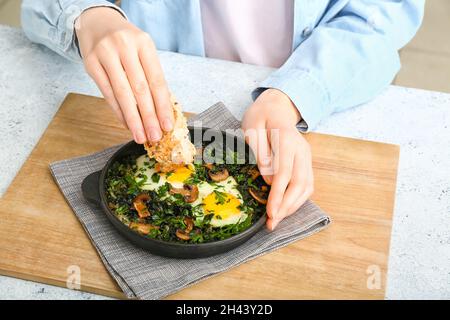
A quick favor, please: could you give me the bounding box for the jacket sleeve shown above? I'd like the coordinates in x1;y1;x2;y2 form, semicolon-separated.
21;0;126;62
253;0;425;131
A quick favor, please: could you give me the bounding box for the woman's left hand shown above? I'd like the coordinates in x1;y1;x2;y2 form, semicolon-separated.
241;89;314;230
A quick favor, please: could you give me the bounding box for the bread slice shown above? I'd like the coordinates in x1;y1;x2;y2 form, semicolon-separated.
144;96;196;172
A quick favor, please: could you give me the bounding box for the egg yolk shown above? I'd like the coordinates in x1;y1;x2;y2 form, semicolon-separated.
203;192;241;220
166;165;194;184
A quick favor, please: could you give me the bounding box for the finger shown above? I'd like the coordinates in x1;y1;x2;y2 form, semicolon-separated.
139;41;174;132
85;57;127;128
267;150;312;231
264;174;273;185
288;160;314;215
277;146;309;214
98;51;146;144
266;218;275;231
273;179;305;229
288;189;311;216
289;142;314;214
244;126;273;184
121;50;162;142
267;188;310;231
266;143;294;225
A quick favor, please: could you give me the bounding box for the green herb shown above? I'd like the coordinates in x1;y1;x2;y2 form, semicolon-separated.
213;190;227;205
151;172;160;183
116;204;129;215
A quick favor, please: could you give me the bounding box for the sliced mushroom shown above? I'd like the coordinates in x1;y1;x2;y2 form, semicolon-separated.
249;187;268;205
185;217;194;232
133;193;151;218
208;166;229;182
175;217;194;241
175;230;190;241
170;184;199;203
204;162;213;170
129;222;159;235
248;167;261;180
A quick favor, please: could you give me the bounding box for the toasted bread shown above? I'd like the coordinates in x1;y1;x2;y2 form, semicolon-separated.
144;96;196;172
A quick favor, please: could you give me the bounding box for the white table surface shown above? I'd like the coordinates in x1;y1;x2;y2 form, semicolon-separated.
0;26;449;300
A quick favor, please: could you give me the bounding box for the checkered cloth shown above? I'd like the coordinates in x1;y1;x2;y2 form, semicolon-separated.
50;102;330;299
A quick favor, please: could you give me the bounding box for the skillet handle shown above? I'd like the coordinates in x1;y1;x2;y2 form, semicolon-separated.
81;171;102;206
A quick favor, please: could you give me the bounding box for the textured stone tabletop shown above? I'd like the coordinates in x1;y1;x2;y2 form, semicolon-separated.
0;26;449;299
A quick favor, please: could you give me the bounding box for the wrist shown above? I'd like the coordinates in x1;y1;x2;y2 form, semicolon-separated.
256;89;301;126
76;6;125;38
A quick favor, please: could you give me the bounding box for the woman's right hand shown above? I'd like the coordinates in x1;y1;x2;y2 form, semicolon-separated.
75;7;173;144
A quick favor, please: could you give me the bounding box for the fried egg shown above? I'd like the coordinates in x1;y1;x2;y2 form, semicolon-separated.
192;177;247;227
136;154;194;190
202;189;246;227
135;154;248;227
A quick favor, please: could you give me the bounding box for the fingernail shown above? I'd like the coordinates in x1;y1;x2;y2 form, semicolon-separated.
264;175;273;185
271;219;279;231
149;128;162;142
162;117;173;132
261;157;271;167
134;130;146;144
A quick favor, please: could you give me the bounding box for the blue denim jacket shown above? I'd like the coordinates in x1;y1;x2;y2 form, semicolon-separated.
21;0;424;131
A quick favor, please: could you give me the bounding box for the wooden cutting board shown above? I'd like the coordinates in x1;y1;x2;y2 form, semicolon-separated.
0;93;399;299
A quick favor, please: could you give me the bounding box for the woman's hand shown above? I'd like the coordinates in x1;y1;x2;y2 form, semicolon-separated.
241;89;314;230
75;7;173;144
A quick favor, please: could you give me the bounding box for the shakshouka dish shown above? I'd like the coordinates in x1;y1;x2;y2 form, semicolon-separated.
104;152;269;243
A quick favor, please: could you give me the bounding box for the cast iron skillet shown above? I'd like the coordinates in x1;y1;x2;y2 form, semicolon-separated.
81;126;267;259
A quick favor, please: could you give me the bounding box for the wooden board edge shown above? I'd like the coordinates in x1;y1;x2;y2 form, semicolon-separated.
380;144;401;279
308;132;401;152
0;269;127;300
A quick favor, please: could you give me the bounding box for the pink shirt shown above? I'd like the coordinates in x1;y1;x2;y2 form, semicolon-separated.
200;0;294;68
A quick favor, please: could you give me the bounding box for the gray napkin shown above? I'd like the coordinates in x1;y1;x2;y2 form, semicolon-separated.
50;102;331;300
